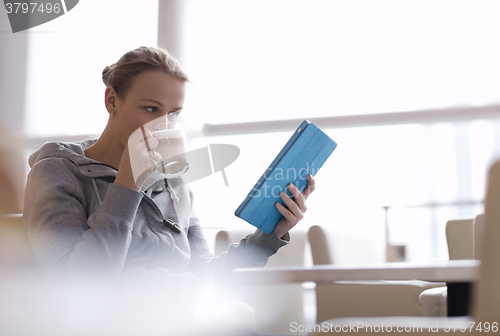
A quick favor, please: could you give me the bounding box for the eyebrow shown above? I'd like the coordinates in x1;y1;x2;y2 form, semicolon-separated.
141;99;164;106
141;99;183;111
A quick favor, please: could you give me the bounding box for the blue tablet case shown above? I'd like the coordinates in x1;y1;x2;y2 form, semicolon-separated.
235;120;337;234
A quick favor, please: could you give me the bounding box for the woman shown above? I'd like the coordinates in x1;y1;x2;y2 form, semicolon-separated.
24;46;315;284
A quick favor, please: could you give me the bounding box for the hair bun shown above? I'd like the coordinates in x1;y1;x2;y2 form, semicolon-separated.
102;63;115;85
101;47;189;98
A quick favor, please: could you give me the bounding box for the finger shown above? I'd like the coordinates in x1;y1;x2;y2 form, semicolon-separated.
279;191;303;220
140;127;159;151
130;137;158;156
148;150;157;163
145;137;159;151
152;151;163;164
302;174;316;199
287;183;307;212
151;151;163;170
141;127;154;140
140;126;151;151
275;201;297;224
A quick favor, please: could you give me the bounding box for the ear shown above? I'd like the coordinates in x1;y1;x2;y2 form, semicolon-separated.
104;86;117;114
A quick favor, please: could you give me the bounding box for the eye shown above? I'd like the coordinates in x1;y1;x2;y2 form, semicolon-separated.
146;106;158;113
167;110;182;121
168;110;181;117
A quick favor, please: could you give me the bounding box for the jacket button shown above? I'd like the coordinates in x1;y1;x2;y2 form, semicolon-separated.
58;145;64;150
163;218;181;233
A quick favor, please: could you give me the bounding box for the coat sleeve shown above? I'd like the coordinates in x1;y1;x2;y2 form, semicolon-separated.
24;159;143;281
185;189;290;280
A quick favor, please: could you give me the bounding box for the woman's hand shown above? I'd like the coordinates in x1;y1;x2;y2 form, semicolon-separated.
114;127;162;191
273;174;316;239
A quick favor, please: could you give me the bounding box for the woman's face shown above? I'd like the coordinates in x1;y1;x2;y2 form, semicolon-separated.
109;69;186;147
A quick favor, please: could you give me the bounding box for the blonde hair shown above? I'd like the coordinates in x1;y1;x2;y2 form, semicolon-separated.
102;46;189;99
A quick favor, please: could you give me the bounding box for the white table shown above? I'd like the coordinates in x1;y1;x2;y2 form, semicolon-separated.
232;260;479;285
232;260;479;317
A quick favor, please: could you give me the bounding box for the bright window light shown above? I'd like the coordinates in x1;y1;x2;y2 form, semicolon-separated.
184;0;500;125
25;0;159;137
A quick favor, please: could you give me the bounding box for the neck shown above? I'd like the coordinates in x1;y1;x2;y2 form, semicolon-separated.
84;124;124;170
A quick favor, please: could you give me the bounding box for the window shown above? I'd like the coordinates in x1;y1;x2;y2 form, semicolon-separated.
24;0;159;137
183;0;500;126
182;0;500;261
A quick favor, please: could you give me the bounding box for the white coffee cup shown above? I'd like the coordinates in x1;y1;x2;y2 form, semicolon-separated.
151;122;189;178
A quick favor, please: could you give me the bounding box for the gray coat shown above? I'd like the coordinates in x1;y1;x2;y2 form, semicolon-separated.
24;140;288;282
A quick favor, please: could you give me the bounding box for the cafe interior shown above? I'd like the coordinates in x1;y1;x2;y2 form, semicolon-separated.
1;1;499;335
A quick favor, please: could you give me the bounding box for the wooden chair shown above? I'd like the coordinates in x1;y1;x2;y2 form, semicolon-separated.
308;225;443;323
420;215;484;317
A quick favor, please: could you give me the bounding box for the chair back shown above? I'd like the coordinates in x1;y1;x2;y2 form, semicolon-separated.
214;229;307;267
445;218;474;260
472;160;500;321
0;214;34;268
308;225;333;264
473;214;485;260
308;225;384;265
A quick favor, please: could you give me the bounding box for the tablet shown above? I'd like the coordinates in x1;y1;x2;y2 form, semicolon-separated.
235;120;337;234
